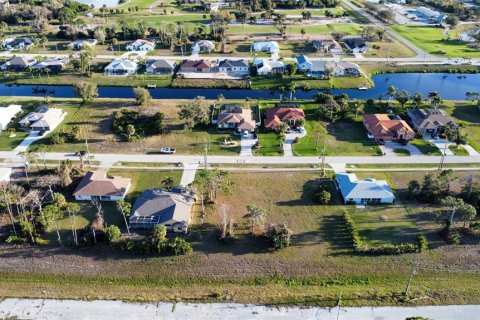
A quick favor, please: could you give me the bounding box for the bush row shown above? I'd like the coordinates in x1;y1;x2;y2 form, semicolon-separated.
371;67;479;75
112;236;192;256
342;211;428;255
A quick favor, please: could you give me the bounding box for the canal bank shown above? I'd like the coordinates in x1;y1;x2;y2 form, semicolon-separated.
0;73;479;100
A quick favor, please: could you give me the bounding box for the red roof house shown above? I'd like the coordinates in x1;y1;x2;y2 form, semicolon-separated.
264;107;305;129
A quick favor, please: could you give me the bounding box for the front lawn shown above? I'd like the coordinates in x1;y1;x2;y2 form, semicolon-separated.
254;132;283;156
390;25;480;58
449;145;469;156
411;139;441;156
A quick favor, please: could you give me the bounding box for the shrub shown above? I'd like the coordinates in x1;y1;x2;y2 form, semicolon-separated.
105;225;121;243
265;223;292;250
171;237;193;255
314;190;331;205
416;234;428;252
5;235;27;244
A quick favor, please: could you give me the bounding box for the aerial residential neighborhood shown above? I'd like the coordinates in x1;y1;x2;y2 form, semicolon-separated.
0;0;479;319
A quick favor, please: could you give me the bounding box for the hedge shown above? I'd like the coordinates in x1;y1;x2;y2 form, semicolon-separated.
342;211;428;255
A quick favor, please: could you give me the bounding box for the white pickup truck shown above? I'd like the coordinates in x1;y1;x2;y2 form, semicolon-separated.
160;147;176;154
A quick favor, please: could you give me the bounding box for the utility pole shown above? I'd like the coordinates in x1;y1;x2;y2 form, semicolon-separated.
336;292;342;320
404;261;417;299
438;142;448;170
85;137;91;166
466;175;474;200
204;134;210;170
320;141;326;177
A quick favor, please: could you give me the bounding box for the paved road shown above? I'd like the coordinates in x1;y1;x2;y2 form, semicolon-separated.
0;151;479;166
0;299;479;320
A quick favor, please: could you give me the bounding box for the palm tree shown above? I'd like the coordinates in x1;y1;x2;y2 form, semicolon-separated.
278;86;287;101
413;92;423;108
161;176;174;190
287;83;296;100
428;91;443;108
387;85;397;102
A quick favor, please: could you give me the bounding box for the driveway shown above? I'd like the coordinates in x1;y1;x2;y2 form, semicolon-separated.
283;130;307;157
426;138;454;156
240;134;256;157
380;141;423;156
180;163;199;187
462;144;480;156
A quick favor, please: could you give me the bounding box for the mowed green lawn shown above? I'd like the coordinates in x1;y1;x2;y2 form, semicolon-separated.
391;25;480;58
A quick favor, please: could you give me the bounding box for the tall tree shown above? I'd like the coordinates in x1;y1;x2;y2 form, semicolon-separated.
133;87;152;107
75;81;98;103
246;204;267;234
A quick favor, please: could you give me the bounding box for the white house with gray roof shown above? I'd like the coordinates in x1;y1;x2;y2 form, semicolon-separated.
146;59;175;74
218;59;249;75
336;173;395;205
130;188;196;233
104;59;138;76
19;106;64;131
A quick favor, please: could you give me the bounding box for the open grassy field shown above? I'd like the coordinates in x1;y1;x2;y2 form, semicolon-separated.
1;170;479;305
390;25;480;58
28;98;241;155
443;102;480;152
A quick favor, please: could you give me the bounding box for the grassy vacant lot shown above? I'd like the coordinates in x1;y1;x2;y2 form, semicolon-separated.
29;98;241;155
443;102;480;152
1;170;479;305
363;38;416;58
390;25;480;58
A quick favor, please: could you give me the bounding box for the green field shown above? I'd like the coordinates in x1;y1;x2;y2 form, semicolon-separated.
1;170;479;306
391;25;480;58
254;132;283;156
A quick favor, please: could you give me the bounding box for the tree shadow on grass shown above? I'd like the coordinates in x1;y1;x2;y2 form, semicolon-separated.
321;214;354;256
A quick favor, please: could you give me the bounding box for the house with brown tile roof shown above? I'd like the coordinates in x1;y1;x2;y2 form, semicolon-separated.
363;114;415;144
217;104;256;133
73;170;131;201
264;105;305;130
179;59;213;73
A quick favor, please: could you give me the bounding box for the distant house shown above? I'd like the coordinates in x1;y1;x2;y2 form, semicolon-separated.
0;168;12;183
104;59;138;76
309;61;326;77
343;37;370;53
18;106;63;131
129;187;196;233
253;41;280;54
32;58;68;73
363;114;415;144
73;170;131;201
0;104;21;131
126;39;156;51
146;59;175;74
217;104;256;133
336;172;395;205
192;40;215;53
3;37;35;51
326;61;361;77
264;105;305;130
296;55;312;73
406;108;457;138
67;39;97;50
254;58;285;76
0;56;37;71
312;39;343;55
179;59;213;73
218;59;249;75
416;6;446;23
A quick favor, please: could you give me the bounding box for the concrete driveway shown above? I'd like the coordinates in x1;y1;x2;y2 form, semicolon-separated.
426;138;454;156
240;134;256;157
283;130;307;157
380;141;423;156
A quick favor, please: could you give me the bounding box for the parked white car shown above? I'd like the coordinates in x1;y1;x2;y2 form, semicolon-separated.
160;147;176;154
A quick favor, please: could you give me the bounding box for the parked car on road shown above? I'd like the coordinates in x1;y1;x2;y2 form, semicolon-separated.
160;147;176;154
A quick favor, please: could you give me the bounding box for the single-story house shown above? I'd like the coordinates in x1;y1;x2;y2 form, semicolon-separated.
146;59;175;74
67;39;97;50
126;39;156;51
18;105;63;131
296;55;312;73
264;105;305;130
326;61;361;77
0;56;37;71
309;61;326;77
0;104;22;131
218;59;249;75
192;40;215;53
73;170;131;201
406;108;457;138
129;187;196;233
336;172;395;205
343;37;370;53
416;6;446;22
0;168;12;183
254;58;285;76
3;37;35;51
363;114;415;143
312;39;343;55
104;59;138;76
217;104;256;132
179;59;213;73
252;41;280;54
32;58;68;73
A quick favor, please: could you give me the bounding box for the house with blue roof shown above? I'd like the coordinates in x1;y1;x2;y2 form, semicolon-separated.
335;173;395;205
296;55;312;73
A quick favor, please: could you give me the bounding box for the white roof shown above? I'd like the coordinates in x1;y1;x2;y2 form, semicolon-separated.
105;59;138;71
0;168;12;182
0;104;22;130
336;173;395;201
19;106;62;128
253;41;280;53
